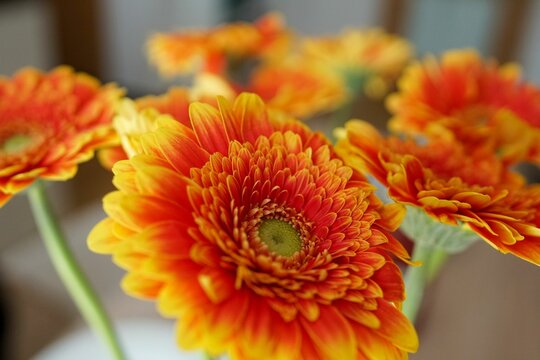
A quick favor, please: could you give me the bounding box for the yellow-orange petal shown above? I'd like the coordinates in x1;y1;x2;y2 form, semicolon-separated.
353;324;407;360
233;93;273;143
198;267;236;304
87;218;124;254
300;306;357;360
374;299;419;352
237;297;302;360
130;155;190;206
189;102;230;154
121;272;164;299
131;221;193;258
103;192;185;232
338;301;381;329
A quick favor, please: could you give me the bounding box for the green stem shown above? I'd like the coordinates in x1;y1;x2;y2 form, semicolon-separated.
331;100;354;133
27;181;126;360
427;248;449;283
336;74;366;119
402;243;434;323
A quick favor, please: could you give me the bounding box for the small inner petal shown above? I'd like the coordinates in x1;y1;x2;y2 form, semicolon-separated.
258;218;302;257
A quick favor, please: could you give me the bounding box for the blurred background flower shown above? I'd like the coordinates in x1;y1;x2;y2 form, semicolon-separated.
0;67;121;206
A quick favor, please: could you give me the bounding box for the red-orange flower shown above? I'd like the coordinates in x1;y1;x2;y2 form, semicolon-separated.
88;94;418;359
387;49;540;165
188;67;347;119
0;66;122;207
246;62;348;118
337;120;540;265
147;12;290;77
301;29;413;98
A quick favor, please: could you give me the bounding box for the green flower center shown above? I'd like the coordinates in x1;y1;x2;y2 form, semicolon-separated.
258;219;302;257
1;134;33;154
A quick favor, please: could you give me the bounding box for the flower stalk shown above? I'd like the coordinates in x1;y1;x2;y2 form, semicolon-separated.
402;243;434;323
426;247;449;282
27;181;126;360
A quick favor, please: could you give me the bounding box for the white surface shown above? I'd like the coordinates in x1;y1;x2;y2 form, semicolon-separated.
33;318;202;360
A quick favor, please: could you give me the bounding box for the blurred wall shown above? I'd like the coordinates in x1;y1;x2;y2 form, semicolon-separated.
0;1;56;74
404;0;499;55
266;0;379;34
100;0;222;94
520;0;540;83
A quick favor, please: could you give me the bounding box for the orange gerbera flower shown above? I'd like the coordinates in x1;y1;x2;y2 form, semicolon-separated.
88;94;418;359
246;62;348;119
301;29;413;98
188;66;347;119
0;67;122;207
147;12;290;77
337;120;540;265
387;49;540;165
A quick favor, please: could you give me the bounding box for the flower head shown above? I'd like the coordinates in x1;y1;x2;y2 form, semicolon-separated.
89;94;418;359
337;120;540;265
387;49;540;165
187;65;348;120
301;29;413;98
0;67;122;207
246;62;348;118
147;12;290;77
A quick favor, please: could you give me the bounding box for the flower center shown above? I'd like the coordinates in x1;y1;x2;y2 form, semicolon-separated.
258;219;302;257
0;134;33;154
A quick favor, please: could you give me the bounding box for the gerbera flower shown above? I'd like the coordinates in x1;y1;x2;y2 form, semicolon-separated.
190;66;347;120
246;62;348;119
147;12;290;77
301;28;413;98
387;49;540;165
0;66;122;207
336;120;540;265
88;94;418;359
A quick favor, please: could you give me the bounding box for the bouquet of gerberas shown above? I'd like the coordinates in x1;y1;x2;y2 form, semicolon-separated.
1;12;539;360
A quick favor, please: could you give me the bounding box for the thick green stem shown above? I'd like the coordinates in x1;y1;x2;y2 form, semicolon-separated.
27;181;126;360
402;243;434;323
427;248;449;283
